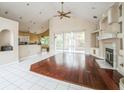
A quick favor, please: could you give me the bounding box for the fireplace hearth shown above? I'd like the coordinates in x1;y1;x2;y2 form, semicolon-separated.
105;48;113;66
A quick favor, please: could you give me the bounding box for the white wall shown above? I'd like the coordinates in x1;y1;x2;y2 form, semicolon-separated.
0;17;19;65
49;16;96;53
117;3;124;75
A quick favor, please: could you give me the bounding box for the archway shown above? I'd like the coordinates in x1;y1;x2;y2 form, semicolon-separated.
0;29;13;51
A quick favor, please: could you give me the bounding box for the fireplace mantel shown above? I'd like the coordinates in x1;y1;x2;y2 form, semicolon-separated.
97;32;117;40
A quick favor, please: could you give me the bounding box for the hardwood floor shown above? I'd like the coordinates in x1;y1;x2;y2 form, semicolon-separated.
30;53;123;90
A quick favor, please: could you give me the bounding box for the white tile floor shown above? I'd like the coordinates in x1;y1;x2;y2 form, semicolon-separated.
0;52;93;90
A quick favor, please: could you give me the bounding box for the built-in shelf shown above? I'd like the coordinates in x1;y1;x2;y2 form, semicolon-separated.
118;3;123;52
98;30;118;40
91;3;124;62
108;4;118;24
0;29;13;52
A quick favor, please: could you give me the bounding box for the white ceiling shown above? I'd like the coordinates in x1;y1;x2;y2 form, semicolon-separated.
0;2;113;33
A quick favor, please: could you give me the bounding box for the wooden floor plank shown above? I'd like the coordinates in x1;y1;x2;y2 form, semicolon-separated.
30;53;123;90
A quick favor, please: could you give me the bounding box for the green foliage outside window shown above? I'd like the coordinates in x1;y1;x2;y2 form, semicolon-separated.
40;36;49;46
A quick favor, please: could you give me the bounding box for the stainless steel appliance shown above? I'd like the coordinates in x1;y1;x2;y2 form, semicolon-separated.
105;48;113;66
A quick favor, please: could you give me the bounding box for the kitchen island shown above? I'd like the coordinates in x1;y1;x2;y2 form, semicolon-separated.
19;44;41;59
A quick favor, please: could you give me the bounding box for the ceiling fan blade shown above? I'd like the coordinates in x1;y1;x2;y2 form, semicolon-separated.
64;15;71;18
64;11;71;15
57;11;62;14
54;2;71;19
53;15;61;17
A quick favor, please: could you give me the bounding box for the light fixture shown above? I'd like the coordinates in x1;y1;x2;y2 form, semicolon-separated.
93;16;99;30
39;12;42;14
91;7;96;10
5;11;8;14
19;16;22;19
26;3;30;6
33;22;36;24
54;2;71;19
93;16;97;19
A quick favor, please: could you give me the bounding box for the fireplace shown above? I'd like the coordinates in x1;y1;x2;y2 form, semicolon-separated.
105;48;113;66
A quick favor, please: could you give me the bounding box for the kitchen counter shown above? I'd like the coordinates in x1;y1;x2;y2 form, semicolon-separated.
19;43;41;45
19;44;41;59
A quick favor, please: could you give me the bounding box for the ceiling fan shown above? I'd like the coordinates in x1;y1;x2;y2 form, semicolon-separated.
54;2;71;19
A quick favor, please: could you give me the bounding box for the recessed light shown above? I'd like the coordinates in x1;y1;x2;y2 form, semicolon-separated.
33;22;36;24
39;12;42;14
19;16;22;19
5;11;8;14
26;3;30;6
91;7;96;10
93;16;97;19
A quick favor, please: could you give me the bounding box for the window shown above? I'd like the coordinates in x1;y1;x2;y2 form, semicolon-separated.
55;34;64;50
63;32;75;51
74;32;85;50
55;31;85;53
40;36;49;46
0;29;13;51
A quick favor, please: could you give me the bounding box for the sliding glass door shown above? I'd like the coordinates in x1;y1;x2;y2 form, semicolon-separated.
55;34;64;51
55;31;85;53
74;32;85;52
64;32;74;52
